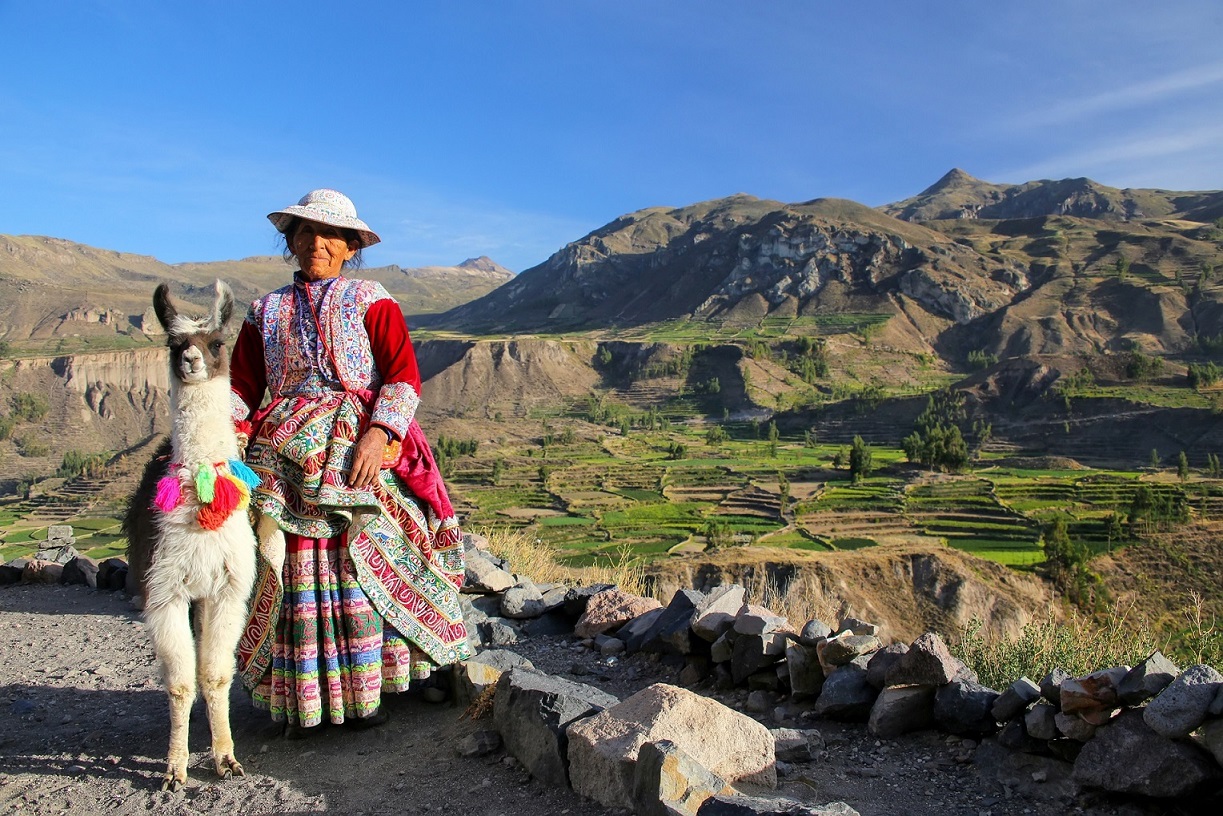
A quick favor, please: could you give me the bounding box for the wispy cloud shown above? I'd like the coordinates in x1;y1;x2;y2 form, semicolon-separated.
1007;61;1223;130
997;122;1223;189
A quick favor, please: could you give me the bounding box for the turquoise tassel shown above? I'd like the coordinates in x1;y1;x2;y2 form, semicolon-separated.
228;458;261;489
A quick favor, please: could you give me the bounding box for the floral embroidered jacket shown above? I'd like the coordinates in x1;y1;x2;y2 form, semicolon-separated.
229;275;421;438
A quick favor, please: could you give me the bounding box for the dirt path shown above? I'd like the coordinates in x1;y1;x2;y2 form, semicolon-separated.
0;585;617;816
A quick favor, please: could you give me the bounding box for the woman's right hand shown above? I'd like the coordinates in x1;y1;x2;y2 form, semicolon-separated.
349;428;390;489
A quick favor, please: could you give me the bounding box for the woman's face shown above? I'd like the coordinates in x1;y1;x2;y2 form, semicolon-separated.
291;221;358;281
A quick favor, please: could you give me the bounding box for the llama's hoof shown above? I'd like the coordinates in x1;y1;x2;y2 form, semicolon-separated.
161;774;185;792
215;755;245;779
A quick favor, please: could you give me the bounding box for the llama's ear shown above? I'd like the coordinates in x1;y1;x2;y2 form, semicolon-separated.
212;280;235;331
153;284;177;334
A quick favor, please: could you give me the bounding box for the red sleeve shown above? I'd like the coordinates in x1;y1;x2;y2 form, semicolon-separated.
366;298;421;394
229;319;267;420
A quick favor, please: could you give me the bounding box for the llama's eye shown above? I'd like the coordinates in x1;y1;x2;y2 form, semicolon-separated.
209;341;223;354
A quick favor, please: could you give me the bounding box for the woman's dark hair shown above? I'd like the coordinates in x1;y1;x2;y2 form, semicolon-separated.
278;216;365;270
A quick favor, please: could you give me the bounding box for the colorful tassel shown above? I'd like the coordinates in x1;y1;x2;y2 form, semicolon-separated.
227;458;261;490
153;475;183;512
196;504;227;530
195;464;216;503
210;474;241;516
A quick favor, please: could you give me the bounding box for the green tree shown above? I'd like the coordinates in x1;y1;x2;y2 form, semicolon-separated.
1178;450;1190;481
1150;448;1160;469
848;435;873;484
490;458;504;486
706;424;729;444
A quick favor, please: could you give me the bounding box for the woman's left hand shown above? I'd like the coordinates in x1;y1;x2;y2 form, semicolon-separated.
349;428;388;489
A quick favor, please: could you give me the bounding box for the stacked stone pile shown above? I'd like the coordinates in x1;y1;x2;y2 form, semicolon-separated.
457;543;1223;810
0;525;124;590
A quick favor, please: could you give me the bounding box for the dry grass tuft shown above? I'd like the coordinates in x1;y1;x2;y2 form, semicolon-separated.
461;684;497;721
479;526;648;597
742;571;843;631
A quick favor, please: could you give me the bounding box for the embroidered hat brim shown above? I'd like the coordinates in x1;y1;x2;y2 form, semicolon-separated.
268;188;381;248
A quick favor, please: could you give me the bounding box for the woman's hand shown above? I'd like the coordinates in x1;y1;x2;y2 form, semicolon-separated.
349;428;389;489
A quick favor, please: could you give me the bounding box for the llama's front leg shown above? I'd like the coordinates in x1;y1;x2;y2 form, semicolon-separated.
195;595;245;779
146;598;196;791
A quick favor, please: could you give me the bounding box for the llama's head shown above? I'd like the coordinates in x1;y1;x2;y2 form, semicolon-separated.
153;280;235;385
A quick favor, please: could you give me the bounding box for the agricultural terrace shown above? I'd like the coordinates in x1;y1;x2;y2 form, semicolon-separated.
439;416;1217;572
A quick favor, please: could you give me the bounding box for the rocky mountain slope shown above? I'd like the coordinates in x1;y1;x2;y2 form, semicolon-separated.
884;168;1223;224
0;234;512;348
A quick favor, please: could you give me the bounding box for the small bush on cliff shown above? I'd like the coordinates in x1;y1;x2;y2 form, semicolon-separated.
956;610;1158;691
482;526;646;596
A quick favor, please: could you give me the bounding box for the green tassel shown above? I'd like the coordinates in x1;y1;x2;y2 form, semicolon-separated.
195;463;216;503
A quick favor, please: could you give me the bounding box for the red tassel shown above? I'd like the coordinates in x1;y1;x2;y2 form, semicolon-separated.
197;504;227;530
197;476;241;530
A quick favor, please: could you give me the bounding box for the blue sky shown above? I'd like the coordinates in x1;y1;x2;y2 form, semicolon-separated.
1;1;1221;273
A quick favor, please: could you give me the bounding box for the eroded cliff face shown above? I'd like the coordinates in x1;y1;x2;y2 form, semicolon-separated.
646;543;1052;643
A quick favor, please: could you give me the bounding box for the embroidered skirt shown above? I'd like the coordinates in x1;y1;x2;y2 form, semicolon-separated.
237;392;469;721
250;533;435;726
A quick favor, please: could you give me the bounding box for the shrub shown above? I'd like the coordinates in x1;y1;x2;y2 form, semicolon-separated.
9;393;49;422
955;611;1157;691
483;526;646;596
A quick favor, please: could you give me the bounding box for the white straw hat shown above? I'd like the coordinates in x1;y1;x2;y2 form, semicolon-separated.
267;188;381;248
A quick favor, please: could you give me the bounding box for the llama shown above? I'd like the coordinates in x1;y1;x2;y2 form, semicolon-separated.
123;280;258;791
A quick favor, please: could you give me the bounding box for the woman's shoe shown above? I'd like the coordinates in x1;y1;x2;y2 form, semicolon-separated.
284;722;323;740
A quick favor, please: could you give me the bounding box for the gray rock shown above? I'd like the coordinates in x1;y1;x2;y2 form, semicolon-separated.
816;634;881;671
22;560;63;585
1203;719;1223;768
771;728;824;762
1054;711;1097;742
1143;663;1223;739
995;718;1045;754
540;585;569;612
34;543;79;565
746;690;774;713
1073;710;1220;797
990;677;1041;722
691;584;747;643
731;632;787;684
746;668;783;693
733;604;789;637
1024;703;1058;741
493;668;619;787
679;656;711;687
0;561;25;585
60;556;99;588
864;643;907;690
797;619;833;646
973;739;1081;803
464;550;516;593
883;632;960;686
563;583;617;617
933;679;1000;737
621;607;667;653
710;630;736;664
837;617;879;637
697;795;859;815
867;684;935;738
1117;651;1180;705
477;618;519;646
466;593;504;618
458;649;535;703
633;739;734;816
456;729;502;757
812;664;877;722
641;589;704;656
501;581;546;619
97;557;128;591
522;611;573;637
1212;685;1223;717
1038;668;1070;706
785;642;825;698
596;634;626;655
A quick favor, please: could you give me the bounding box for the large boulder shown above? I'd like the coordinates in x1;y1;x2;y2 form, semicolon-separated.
1072;710;1220;797
933;679;1000;737
867;685;936;738
567;683;776;810
493;668;619;788
1143;664;1223;739
691;585;746;643
632;739;736;816
883;632;961;686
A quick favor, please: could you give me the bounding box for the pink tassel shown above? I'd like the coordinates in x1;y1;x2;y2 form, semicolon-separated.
153;476;183;512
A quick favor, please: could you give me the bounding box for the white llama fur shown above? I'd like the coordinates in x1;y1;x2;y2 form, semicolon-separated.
143;280;257;791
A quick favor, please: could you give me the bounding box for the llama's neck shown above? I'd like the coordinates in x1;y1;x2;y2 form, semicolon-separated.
168;376;239;466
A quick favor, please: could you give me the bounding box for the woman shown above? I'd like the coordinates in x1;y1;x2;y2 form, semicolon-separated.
230;188;469;734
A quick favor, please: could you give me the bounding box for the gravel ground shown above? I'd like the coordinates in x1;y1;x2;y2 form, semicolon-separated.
2;585;1219;816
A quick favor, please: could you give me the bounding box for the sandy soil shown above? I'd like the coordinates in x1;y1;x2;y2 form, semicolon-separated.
2;584;1218;816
